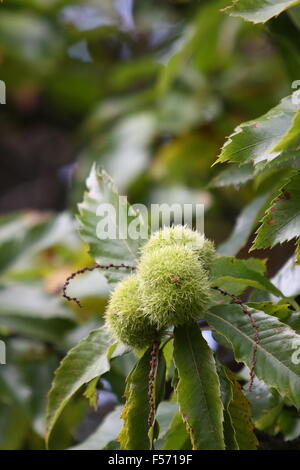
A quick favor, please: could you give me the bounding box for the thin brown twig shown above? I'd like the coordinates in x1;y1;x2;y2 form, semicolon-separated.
62;263;136;307
148;340;159;429
212;286;259;391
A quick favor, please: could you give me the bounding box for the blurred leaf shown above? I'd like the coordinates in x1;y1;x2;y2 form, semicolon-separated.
157;0;234;94
0;11;62;69
21;355;59;438
157;89;221;134
224;0;300;24
271;255;300;297
289;4;300;28
206;304;300;409
268;12;300;82
70;405;123;450
173;324;225;450
0;282;75;343
0;283;73;320
155;350;167;410
9;1;70;12
153;133;218;187
0;212;76;274
155;401;178;441
0;365;31;449
210;163;254;188
218;194;268;255
217;363;239;450
88;113;156;190
285;312;300;332
277;407;300;440
0;366;31;413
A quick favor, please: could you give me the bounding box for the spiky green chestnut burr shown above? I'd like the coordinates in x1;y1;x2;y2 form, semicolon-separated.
139;245;211;329
140;226;215;276
105;275;160;349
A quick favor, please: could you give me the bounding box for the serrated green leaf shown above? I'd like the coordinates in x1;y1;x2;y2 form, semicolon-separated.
206;304;300;409
0;366;31;416
118;347;165;450
118;349;151;450
252;171;300;250
46;327;123;446
173;324;225;450
78;165;147;284
212;152;300;189
224;0;300;24
212;256;283;297
215;94;300;167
